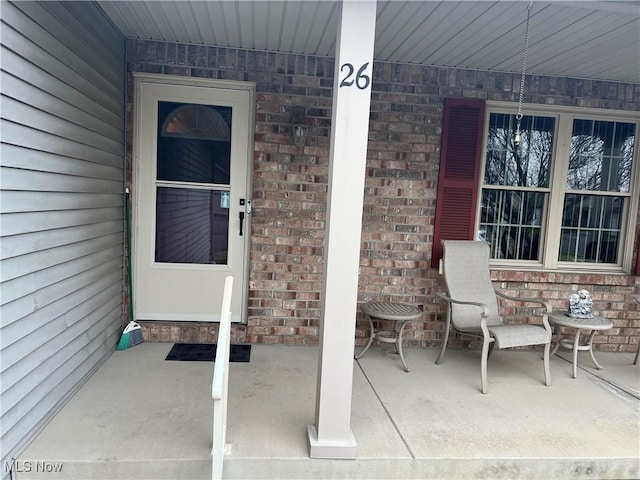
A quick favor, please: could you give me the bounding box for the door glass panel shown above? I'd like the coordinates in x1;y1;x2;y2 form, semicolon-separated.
154;101;233;266
155;187;229;264
157;102;232;184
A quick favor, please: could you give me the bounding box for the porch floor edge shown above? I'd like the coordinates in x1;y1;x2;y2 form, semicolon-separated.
15;344;639;480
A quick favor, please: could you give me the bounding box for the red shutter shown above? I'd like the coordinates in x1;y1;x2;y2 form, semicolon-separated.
431;98;486;268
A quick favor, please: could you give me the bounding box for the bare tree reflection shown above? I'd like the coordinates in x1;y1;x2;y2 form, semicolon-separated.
567;120;634;193
480;114;635;264
480;114;553;260
560;120;635;263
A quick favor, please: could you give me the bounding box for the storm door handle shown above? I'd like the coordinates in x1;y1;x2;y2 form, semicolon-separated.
239;211;245;236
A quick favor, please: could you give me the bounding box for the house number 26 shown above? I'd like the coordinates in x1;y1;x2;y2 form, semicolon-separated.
339;62;371;90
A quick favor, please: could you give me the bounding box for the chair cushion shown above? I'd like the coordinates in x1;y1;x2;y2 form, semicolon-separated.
442;241;502;329
488;324;551;349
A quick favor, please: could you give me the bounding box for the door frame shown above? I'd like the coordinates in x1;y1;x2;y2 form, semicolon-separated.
132;73;255;323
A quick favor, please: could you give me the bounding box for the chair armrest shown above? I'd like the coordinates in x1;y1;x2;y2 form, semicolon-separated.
437;292;491;337
494;291;552;331
437;292;489;318
495;291;552;313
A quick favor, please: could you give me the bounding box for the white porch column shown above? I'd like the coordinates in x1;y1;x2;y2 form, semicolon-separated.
307;0;377;459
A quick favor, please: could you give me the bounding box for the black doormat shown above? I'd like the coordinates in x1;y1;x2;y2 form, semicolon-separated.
165;343;251;362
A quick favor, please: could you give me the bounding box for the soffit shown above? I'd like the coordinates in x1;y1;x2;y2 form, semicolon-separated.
97;1;640;84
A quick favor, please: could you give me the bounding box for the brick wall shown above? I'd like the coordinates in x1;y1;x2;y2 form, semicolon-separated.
126;39;640;353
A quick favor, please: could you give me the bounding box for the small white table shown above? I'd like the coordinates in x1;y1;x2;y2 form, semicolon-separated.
548;312;613;378
355;302;422;372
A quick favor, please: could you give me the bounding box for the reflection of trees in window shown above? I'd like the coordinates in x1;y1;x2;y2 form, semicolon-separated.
484;114;553;188
567;120;634;193
480;110;636;268
480;114;554;261
560;119;634;264
568;134;603;190
620;136;635;192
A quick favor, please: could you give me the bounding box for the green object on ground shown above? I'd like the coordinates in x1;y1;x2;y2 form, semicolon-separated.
117;321;144;350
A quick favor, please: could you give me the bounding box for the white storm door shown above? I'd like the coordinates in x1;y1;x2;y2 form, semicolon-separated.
134;76;253;322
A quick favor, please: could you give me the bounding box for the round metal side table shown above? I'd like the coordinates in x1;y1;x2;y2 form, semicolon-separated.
355;302;422;372
548;312;613;379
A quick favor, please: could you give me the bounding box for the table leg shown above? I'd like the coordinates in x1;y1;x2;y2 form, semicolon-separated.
551;325;562;356
586;330;603;370
355;317;375;360
572;329;580;378
396;321;409;373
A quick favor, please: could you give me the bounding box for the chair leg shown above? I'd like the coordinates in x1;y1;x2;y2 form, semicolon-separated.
435;312;451;365
634;342;640;365
481;336;491;394
543;342;551;386
487;341;496;359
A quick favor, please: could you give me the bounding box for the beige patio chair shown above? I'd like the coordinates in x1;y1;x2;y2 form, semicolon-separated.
436;240;552;394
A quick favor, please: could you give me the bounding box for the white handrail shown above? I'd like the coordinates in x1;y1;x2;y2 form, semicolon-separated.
212;276;233;480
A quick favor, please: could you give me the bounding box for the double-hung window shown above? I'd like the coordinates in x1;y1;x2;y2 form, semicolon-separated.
478;105;638;272
432;99;638;273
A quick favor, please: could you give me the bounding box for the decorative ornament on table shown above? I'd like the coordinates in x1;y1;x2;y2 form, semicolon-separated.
568;290;593;318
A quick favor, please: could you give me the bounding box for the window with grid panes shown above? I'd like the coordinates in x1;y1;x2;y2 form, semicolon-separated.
478;106;638;271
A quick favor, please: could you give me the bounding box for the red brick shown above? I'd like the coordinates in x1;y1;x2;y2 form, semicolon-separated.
127;39;639;351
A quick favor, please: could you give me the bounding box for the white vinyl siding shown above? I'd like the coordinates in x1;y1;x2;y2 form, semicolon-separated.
0;1;125;473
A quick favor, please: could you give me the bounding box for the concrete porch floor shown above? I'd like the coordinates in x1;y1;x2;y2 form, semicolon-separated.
15;343;640;480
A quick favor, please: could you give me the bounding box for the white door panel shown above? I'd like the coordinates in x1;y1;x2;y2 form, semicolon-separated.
133;75;253;322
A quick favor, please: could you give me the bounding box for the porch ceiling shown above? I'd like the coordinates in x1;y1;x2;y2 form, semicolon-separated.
97;1;640;84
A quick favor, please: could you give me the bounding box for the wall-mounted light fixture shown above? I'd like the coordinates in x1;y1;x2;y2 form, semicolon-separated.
292;124;308;147
291;106;308;147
